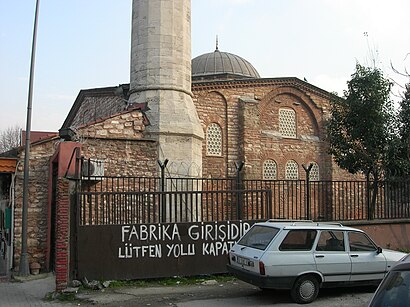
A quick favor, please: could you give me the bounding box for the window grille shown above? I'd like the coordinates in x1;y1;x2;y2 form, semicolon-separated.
309;162;320;181
263;160;277;180
285;160;299;180
206;123;222;156
279;108;296;138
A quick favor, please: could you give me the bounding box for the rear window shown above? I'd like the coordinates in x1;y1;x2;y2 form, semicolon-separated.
279;230;317;251
238;225;279;250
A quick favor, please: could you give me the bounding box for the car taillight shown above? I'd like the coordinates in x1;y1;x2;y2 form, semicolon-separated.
259;261;265;275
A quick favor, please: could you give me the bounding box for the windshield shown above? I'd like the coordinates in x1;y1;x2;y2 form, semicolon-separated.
237;225;279;250
370;269;410;307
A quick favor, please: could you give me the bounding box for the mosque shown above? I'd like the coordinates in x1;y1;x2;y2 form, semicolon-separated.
59;41;348;181
0;0;356;282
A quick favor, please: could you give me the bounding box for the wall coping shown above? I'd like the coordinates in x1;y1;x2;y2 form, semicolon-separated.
339;219;410;227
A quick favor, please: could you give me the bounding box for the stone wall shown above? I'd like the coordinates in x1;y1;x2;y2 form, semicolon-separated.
13;137;59;272
77;110;158;177
12;109;157;276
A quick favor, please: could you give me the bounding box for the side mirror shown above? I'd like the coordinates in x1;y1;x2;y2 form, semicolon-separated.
376;246;383;254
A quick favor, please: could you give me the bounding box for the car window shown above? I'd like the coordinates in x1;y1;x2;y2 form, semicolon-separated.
279;230;317;251
316;230;345;251
238;225;279;250
348;231;377;252
370;270;410;307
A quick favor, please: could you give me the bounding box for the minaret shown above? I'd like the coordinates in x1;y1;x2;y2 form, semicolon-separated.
129;0;204;176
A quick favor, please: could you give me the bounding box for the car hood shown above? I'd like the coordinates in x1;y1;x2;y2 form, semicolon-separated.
383;249;407;262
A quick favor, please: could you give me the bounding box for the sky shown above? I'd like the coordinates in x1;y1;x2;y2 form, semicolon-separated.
1;0;410;132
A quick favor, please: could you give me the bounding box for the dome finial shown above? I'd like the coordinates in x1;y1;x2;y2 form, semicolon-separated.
215;35;219;52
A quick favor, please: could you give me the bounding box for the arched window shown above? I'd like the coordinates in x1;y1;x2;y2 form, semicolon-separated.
279;108;296;138
309;162;320;181
285;160;299;180
263;160;277;180
206;123;222;156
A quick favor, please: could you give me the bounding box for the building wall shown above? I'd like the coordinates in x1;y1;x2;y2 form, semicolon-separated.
13;138;59;271
344;221;410;251
69;79;363;181
192;80;356;181
194;91;229;177
77;110;158;177
12;109;157;273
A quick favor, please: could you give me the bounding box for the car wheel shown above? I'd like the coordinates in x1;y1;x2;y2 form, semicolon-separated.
290;275;319;304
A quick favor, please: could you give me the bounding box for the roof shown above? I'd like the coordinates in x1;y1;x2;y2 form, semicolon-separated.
21;131;58;146
0;158;17;173
192;48;260;81
61;85;129;130
191;76;336;101
254;220;362;232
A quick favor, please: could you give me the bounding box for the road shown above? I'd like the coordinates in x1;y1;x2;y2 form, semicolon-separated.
78;279;375;307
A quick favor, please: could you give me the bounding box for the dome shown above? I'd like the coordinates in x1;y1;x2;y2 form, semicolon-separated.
192;48;260;81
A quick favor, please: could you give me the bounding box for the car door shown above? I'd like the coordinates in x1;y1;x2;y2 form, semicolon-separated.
314;230;351;282
348;231;387;281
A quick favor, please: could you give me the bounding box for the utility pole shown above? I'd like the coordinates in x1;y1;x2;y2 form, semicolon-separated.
19;0;40;276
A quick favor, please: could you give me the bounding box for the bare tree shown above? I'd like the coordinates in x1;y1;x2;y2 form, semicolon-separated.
390;53;410;99
0;125;21;153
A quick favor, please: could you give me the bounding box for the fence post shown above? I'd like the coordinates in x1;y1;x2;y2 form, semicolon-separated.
235;161;245;220
302;163;313;220
366;171;371;220
158;159;169;223
267;189;273;219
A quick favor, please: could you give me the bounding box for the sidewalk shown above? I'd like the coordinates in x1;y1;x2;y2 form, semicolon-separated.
0;273;258;307
0;273;72;307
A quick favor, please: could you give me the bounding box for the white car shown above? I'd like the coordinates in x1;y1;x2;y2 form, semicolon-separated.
227;220;406;304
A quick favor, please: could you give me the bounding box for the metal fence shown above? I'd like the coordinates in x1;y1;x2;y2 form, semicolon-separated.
78;189;272;225
77;175;410;225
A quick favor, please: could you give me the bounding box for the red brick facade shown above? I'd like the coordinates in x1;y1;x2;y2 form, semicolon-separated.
192;78;352;181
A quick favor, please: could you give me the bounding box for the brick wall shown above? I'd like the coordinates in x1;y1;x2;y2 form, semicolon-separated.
192;79;356;181
55;178;70;290
194;91;228;177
